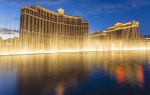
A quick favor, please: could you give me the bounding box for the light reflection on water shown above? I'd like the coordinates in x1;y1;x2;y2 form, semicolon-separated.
0;51;150;95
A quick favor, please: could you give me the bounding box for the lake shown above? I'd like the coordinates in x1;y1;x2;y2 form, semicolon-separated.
0;51;150;95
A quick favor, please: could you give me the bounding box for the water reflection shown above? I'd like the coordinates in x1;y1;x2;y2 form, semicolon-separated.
0;51;150;95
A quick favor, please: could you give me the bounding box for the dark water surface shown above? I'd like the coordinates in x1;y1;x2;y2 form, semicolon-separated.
0;51;150;95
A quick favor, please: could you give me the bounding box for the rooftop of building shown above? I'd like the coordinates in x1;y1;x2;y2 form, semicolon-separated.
90;32;107;37
21;5;84;20
106;21;139;31
90;21;139;37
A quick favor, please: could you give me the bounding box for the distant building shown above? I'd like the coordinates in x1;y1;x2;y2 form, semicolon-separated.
142;35;150;42
20;5;89;50
0;28;19;40
90;32;107;40
90;21;140;41
0;37;3;45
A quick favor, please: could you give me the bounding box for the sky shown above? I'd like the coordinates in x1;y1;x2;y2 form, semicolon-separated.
0;0;150;35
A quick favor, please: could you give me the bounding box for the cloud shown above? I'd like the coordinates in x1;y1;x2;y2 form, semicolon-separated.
130;0;150;7
0;0;61;5
74;0;150;15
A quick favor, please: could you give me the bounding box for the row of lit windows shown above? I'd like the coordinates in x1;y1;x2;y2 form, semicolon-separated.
21;14;88;37
22;21;88;37
22;8;86;25
22;15;88;28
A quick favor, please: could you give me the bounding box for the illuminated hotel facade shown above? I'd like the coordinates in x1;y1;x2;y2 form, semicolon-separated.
0;5;149;55
20;5;89;51
90;21;140;41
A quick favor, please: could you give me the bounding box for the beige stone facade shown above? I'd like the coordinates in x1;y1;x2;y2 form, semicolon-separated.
20;5;89;50
90;21;140;41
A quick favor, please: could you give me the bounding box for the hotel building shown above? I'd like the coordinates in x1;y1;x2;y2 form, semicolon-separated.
90;21;140;41
89;21;140;50
20;5;89;51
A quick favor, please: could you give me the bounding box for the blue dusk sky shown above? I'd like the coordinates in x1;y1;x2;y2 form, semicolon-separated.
0;0;150;35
